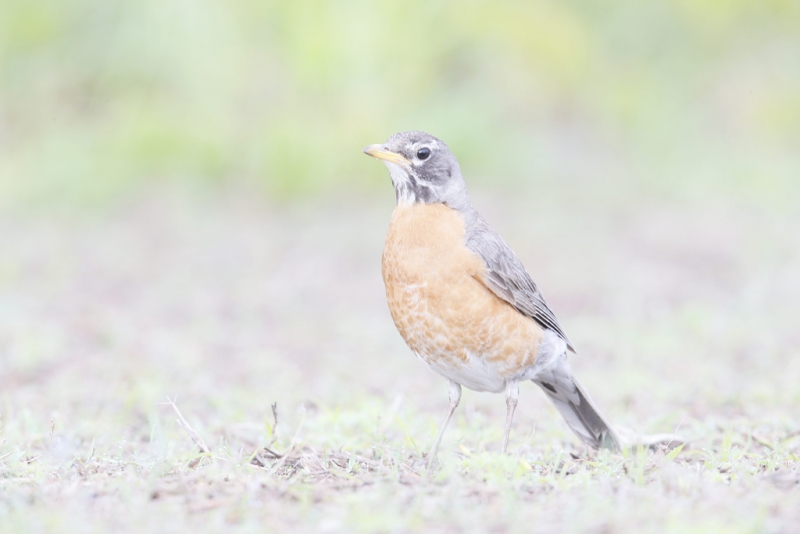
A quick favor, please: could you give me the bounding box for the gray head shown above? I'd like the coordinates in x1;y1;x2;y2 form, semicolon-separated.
363;131;470;208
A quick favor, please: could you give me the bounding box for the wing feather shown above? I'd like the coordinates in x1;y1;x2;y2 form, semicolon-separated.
464;214;575;352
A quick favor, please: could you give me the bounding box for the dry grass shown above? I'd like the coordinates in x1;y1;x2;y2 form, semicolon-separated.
1;183;799;533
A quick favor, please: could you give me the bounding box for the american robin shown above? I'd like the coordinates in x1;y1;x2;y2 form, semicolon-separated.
364;131;621;463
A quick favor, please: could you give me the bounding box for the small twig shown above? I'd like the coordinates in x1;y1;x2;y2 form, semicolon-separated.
268;402;279;448
669;418;686;450
251;445;283;467
263;446;283;458
272;407;307;472
250;402;287;467
163;397;210;455
751;433;774;450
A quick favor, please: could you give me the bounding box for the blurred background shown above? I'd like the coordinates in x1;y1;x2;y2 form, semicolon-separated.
2;0;799;206
3;0;800;463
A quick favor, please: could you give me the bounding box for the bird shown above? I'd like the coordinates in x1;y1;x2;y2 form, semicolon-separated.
363;131;621;465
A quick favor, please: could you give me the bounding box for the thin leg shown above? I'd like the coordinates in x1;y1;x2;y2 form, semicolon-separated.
427;380;462;467
501;381;519;454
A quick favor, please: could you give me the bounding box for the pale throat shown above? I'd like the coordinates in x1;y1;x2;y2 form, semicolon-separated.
385;162;433;206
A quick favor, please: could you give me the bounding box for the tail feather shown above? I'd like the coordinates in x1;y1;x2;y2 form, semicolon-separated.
533;357;621;452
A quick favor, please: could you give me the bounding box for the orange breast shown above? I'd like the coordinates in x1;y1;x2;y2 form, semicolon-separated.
381;203;543;392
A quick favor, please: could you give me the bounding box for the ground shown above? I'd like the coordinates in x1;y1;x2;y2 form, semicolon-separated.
1;182;798;533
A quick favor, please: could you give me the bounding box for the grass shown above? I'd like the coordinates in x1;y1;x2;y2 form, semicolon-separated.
1;181;798;533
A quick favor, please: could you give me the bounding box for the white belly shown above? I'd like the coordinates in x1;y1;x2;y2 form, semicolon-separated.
417;350;507;393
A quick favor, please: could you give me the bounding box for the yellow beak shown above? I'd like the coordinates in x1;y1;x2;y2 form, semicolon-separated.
363;144;410;166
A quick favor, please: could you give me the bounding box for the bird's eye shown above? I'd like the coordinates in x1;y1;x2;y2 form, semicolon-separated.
416;147;431;160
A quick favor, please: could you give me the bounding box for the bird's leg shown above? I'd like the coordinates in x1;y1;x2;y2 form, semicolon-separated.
427;380;462;467
501;381;519;454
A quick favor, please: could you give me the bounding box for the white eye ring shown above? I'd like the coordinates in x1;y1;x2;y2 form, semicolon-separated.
416;147;431;160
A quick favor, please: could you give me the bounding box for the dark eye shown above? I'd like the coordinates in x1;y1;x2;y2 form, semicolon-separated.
416;147;431;160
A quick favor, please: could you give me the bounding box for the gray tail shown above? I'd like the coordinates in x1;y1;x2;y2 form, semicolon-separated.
533;357;621;452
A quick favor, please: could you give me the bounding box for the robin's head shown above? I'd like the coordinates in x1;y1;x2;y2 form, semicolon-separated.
363;131;468;207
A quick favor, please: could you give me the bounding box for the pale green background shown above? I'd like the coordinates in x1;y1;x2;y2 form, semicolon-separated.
2;0;798;206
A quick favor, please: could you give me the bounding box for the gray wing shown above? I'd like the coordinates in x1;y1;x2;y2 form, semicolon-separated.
465;214;575;352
